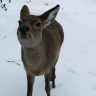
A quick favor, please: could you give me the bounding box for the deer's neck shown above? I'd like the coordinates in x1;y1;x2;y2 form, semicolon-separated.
23;45;40;53
22;40;46;65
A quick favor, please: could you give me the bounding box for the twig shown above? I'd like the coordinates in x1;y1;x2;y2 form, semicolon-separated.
6;60;21;65
0;1;7;11
0;0;2;3
9;0;11;3
0;36;6;41
27;0;31;3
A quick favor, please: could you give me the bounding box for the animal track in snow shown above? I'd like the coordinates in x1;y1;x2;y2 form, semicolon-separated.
67;68;79;75
92;86;96;90
88;72;96;76
56;83;62;87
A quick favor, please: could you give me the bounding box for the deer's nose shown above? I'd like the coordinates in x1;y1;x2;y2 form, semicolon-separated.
19;25;29;34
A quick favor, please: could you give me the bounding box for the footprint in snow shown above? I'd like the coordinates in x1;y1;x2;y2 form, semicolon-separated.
92;86;96;90
67;68;79;75
56;83;62;87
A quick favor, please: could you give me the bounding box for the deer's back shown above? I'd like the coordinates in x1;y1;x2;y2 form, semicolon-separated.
42;20;64;66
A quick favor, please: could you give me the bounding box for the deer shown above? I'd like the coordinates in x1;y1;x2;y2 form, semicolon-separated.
17;4;64;96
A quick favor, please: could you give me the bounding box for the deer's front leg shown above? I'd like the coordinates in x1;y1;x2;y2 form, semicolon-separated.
27;73;35;96
44;72;51;96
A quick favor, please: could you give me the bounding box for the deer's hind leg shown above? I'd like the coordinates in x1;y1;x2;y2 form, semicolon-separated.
50;60;58;88
50;66;56;88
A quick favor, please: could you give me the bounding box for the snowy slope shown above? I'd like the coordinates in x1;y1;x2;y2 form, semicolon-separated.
0;0;96;96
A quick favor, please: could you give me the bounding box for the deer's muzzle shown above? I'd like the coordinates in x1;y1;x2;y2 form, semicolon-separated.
19;25;29;35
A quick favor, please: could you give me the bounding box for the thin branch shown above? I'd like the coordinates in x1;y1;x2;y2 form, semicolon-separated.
0;1;7;11
9;0;11;3
6;60;21;65
0;36;6;41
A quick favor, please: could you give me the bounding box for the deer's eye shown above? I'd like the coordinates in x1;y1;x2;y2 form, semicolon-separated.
18;21;22;26
36;22;41;27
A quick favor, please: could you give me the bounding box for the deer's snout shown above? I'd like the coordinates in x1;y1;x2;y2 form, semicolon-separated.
19;25;29;34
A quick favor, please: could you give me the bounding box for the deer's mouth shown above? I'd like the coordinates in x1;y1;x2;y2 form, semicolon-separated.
20;34;27;39
19;32;32;39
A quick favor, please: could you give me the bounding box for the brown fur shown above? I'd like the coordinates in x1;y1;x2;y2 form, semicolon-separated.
17;5;64;96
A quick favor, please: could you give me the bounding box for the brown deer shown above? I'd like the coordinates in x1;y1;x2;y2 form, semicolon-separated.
17;4;64;96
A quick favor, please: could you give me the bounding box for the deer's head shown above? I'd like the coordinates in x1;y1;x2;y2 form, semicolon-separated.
17;5;60;48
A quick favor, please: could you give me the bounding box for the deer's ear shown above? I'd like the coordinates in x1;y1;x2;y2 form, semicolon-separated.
40;5;60;27
20;5;30;19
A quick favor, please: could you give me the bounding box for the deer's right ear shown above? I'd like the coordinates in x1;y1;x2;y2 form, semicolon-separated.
20;5;30;19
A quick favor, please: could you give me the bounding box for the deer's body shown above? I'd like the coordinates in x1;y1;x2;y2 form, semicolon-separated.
17;5;64;96
22;20;63;76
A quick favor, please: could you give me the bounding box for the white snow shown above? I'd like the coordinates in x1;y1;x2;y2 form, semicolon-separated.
0;0;96;96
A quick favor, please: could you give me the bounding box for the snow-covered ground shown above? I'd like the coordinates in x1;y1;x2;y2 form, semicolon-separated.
0;0;96;96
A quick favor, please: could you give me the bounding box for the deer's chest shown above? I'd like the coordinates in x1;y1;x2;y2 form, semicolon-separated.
22;51;50;75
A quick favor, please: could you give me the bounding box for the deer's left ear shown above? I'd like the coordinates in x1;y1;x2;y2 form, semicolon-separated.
20;5;30;19
40;5;60;27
